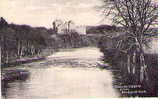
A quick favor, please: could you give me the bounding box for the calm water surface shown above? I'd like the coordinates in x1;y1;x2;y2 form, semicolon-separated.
2;47;119;99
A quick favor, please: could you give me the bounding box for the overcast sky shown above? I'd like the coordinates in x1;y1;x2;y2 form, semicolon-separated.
0;0;157;28
0;0;107;27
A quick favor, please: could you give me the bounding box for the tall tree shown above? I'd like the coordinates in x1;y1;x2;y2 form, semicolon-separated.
67;20;74;33
102;0;158;82
52;19;63;33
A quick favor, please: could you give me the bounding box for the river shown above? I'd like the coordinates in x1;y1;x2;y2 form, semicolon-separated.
2;47;119;99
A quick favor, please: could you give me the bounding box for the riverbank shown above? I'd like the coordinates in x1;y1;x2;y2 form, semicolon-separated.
98;36;158;97
1;56;46;68
2;47;119;99
1;18;101;66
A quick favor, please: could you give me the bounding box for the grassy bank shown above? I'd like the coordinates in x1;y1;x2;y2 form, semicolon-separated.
98;36;158;97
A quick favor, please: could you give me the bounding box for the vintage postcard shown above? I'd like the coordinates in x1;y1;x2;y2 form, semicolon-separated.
0;0;158;98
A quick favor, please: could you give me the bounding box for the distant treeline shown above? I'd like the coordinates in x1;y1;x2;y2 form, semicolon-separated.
0;17;56;65
86;24;158;37
0;17;100;65
86;25;123;35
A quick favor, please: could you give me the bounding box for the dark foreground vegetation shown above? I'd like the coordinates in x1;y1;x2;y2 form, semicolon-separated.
99;0;158;97
98;35;158;97
0;17;99;68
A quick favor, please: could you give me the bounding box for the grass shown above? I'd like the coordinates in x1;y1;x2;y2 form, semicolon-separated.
98;37;158;97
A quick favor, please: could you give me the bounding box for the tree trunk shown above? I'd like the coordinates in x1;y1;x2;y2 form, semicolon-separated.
135;37;148;82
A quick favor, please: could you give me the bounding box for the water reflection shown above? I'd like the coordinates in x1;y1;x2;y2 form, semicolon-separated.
2;47;119;99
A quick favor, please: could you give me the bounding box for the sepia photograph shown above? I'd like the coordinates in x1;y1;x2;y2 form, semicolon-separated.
0;0;158;98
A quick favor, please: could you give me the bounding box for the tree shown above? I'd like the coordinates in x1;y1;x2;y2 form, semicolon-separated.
0;17;8;28
52;19;63;33
102;0;158;82
67;20;75;33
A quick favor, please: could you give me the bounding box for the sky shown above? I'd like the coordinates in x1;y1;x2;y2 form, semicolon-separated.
0;0;107;28
0;0;157;28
